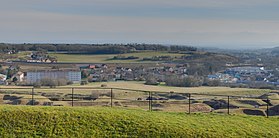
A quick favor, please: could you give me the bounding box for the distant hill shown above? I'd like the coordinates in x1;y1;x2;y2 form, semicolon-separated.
254;47;279;56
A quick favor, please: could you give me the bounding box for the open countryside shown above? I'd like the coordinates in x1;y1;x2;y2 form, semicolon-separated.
1;44;279;137
49;51;185;63
2;0;279;137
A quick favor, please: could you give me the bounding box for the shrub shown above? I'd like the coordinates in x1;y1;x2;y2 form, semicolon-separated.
57;79;67;86
33;82;41;88
40;78;57;87
67;81;74;85
145;76;159;85
203;79;221;87
165;75;203;87
81;80;88;85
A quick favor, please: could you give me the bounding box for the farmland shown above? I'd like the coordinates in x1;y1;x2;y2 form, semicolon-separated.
0;106;278;137
0;81;276;115
70;81;272;96
48;51;185;63
0;81;272;96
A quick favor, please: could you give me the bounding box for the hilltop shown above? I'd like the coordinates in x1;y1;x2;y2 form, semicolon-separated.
0;106;278;137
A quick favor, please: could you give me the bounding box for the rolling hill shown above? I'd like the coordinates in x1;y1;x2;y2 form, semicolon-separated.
0;106;278;137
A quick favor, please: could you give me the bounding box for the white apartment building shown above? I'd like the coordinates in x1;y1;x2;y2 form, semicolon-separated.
26;70;81;84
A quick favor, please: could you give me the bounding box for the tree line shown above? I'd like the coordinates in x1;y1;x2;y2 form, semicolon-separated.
0;43;197;54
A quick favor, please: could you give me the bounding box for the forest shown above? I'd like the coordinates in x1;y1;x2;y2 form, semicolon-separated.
0;43;197;54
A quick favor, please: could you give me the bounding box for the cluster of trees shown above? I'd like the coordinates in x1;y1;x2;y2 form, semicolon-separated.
112;55;139;60
0;43;197;54
144;74;221;87
0;65;20;79
33;78;72;88
143;56;173;61
165;76;203;87
145;74;160;85
169;45;197;51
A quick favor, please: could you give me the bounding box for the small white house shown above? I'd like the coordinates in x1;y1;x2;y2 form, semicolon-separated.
0;74;7;85
11;72;24;82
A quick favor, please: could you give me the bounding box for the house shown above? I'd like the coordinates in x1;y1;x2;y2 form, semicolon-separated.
89;65;96;69
89;74;101;82
11;72;24;82
0;74;7;85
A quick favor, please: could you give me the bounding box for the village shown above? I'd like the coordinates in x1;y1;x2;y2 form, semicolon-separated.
1;61;278;89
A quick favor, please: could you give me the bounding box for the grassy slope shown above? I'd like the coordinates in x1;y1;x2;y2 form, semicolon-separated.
49;51;184;63
0;106;278;137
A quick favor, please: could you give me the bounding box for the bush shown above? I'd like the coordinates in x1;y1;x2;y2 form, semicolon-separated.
67;81;74;85
33;82;41;88
165;75;203;87
40;78;57;87
57;79;67;86
145;76;159;85
101;84;107;87
203;79;221;87
81;80;88;85
36;78;68;87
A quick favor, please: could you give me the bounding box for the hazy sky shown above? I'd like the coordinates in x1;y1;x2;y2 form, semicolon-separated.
1;0;279;49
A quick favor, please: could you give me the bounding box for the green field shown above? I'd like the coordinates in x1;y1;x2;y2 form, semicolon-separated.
49;51;184;63
0;106;278;137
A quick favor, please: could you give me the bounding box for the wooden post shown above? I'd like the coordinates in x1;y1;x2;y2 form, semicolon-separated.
110;88;113;107
188;94;191;114
149;91;151;111
267;98;269;118
32;88;34;106
227;96;230;115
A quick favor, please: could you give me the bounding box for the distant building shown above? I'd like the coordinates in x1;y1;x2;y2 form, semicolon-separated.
26;70;81;84
0;74;7;85
225;67;266;76
11;72;24;82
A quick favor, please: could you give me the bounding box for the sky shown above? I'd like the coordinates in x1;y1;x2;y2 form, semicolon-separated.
1;0;279;49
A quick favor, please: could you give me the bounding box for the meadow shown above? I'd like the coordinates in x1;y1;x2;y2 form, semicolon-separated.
49;51;184;63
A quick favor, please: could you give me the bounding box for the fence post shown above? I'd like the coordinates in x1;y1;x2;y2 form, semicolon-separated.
71;88;74;107
267;98;269;118
188;94;191;114
227;96;230;115
110;88;113;107
148;91;151;111
32;88;34;106
150;92;153;111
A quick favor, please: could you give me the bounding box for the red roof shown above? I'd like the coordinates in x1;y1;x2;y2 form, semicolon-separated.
89;65;96;69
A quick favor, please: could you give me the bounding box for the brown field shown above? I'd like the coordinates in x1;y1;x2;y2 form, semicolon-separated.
0;81;275;115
